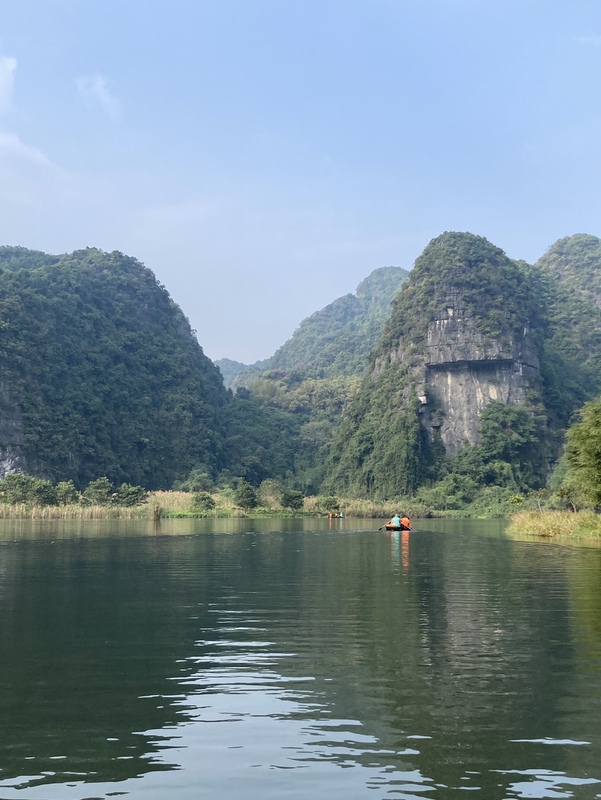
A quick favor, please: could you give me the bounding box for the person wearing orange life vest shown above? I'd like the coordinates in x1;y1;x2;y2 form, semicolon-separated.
400;515;412;530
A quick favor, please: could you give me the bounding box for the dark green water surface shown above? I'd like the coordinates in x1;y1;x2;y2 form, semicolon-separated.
0;518;600;799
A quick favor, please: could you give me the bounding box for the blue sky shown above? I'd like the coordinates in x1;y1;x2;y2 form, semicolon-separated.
1;0;600;363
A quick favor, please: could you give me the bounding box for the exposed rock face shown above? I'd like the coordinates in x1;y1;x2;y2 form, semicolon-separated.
0;371;26;477
417;297;540;455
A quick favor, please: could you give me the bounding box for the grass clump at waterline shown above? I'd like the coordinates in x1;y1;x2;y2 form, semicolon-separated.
507;510;601;539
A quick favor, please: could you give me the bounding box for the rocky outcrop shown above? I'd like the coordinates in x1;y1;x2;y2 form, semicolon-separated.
0;370;26;477
416;297;540;455
369;233;544;463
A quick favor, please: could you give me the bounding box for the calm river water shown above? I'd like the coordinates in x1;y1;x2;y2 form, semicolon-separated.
0;518;600;800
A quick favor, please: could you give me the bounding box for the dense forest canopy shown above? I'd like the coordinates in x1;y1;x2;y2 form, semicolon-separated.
531;235;601;427
536;234;601;307
323;232;601;501
379;232;539;355
0;246;228;489
2;233;601;506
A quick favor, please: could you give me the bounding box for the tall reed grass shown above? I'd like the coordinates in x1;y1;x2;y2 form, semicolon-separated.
507;510;601;538
0;492;431;521
0;503;150;519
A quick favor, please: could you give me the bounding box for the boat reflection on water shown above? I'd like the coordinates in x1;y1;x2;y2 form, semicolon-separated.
390;529;411;574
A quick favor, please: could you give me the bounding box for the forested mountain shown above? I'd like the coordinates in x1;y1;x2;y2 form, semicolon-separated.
0;247;228;488
323;232;601;500
536;234;601;308
212;267;409;491
2;234;601;502
217;266;409;388
269;266;410;377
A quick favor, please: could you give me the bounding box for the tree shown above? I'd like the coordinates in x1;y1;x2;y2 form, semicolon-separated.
56;480;80;505
317;495;340;513
113;483;149;506
177;467;214;492
29;479;58;507
82;477;115;505
258;479;282;509
0;474;58;506
192;491;216;511
234;480;258;510
281;489;304;510
565;396;601;505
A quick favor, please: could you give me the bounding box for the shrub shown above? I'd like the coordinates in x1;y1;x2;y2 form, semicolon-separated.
316;495;340;513
0;474;57;506
56;480;80;505
281;489;304;510
234;480;258;510
82;477;115;505
29;479;59;507
177;467;214;492
113;483;149;507
192;491;216;511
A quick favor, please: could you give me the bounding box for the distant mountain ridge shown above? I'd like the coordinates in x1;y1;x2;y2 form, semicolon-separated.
216;266;409;388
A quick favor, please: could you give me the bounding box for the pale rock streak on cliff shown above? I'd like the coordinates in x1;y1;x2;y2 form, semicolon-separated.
411;297;539;456
0;371;26;477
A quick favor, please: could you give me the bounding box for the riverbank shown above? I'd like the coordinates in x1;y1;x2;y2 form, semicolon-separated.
506;510;601;539
4;491;598;534
0;491;429;520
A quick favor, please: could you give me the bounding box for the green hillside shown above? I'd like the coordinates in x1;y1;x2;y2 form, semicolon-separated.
3;234;601;508
269;266;409;377
530;235;601;427
0;246;228;489
323;232;590;500
536;234;601;305
221;266;409;389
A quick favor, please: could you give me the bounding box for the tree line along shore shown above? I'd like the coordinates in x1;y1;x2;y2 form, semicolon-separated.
1;473;600;539
2;235;601;538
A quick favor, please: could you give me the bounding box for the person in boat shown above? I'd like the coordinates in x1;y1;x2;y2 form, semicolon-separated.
389;513;401;528
400;515;411;531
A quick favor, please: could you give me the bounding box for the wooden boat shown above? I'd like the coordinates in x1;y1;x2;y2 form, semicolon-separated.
385;524;412;532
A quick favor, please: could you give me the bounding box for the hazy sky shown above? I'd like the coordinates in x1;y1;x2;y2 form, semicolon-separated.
1;1;600;363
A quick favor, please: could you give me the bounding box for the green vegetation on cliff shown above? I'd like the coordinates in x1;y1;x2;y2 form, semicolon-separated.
224;266;409;389
324;362;434;497
269;266;409;378
379;232;539;355
324;233;547;500
564;394;601;506
0;246;228;488
536;234;601;304
4;232;601;515
532;235;601;427
215;266;409;491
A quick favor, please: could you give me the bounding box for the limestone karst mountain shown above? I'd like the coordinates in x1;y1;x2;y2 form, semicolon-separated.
216;266;409;388
324;231;597;498
0;246;228;487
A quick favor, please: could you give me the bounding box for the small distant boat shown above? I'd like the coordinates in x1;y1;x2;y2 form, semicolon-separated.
384;524;412;532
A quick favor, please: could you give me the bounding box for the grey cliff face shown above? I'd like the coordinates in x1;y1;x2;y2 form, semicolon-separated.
0;372;26;477
390;296;541;457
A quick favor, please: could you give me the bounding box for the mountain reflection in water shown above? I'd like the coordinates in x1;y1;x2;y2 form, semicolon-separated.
0;518;600;799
